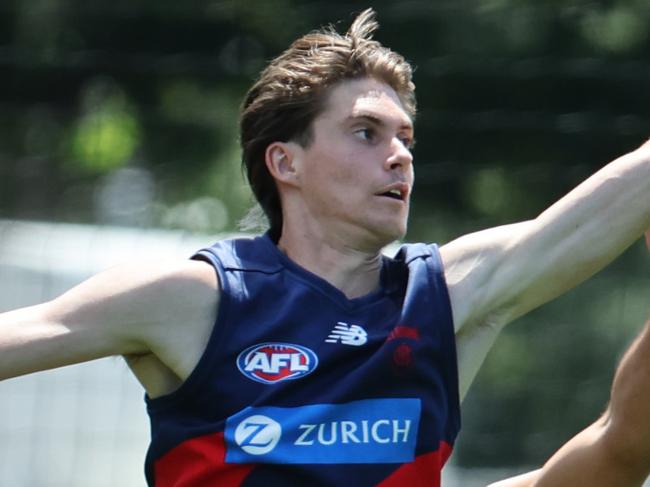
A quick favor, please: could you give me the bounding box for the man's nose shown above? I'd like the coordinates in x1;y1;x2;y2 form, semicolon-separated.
386;137;413;171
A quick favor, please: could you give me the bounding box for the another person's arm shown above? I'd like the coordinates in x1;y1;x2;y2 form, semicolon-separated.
488;314;650;487
442;140;650;398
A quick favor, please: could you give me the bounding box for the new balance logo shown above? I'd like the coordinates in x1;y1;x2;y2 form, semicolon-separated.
325;322;368;346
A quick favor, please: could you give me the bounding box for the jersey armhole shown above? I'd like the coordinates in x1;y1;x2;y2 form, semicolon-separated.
145;248;231;412
425;243;462;439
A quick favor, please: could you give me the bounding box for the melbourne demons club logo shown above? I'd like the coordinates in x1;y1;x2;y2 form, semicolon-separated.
237;343;319;384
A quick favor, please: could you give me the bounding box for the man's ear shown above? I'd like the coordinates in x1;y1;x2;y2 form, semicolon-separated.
265;142;300;187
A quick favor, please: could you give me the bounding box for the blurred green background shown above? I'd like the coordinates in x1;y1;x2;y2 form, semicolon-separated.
1;0;649;474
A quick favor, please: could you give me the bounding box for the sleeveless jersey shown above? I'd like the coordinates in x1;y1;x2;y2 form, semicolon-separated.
144;234;460;487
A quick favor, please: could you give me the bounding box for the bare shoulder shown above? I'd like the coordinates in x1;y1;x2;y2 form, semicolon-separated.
107;257;220;316
0;257;219;382
108;258;221;395
51;257;219;337
77;257;221;365
65;257;218;302
439;220;532;333
126;257;221;343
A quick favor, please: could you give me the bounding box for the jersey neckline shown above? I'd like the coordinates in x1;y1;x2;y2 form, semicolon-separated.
259;232;400;310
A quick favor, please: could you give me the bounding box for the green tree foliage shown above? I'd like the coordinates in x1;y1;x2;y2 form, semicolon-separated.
0;0;648;469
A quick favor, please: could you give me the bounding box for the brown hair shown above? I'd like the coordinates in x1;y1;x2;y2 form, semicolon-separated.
239;8;416;241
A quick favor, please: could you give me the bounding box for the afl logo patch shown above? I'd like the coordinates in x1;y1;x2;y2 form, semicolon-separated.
237;343;319;384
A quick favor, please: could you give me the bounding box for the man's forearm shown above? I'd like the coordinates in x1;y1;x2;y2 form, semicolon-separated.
535;142;649;283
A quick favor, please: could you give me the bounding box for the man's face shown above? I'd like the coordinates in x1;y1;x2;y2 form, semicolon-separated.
289;77;414;248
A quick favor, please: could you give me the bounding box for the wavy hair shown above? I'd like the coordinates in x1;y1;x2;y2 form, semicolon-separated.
239;9;416;241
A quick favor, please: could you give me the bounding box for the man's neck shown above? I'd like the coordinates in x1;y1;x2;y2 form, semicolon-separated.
277;226;384;299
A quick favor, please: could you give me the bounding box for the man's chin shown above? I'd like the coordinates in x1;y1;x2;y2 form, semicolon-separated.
366;222;407;248
335;217;407;252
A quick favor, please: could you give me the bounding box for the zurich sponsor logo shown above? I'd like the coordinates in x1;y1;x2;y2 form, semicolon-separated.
237;342;318;384
225;398;421;464
234;415;282;455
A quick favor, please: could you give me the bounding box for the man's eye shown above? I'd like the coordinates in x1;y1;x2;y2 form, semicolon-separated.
399;136;415;149
355;128;375;142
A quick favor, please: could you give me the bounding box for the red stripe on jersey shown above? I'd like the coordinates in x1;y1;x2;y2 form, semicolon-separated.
154;432;254;487
377;441;453;487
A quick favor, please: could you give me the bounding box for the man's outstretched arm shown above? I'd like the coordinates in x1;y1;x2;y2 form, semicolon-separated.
443;140;650;397
0;259;218;383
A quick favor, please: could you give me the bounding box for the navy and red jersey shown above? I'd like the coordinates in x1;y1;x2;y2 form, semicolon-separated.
144;234;460;487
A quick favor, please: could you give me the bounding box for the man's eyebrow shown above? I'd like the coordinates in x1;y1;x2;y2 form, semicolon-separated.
347;113;413;132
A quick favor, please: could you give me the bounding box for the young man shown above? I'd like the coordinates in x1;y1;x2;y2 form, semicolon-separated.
0;9;648;487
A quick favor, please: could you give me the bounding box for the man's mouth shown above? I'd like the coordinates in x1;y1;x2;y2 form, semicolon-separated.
380;189;404;200
377;183;409;201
